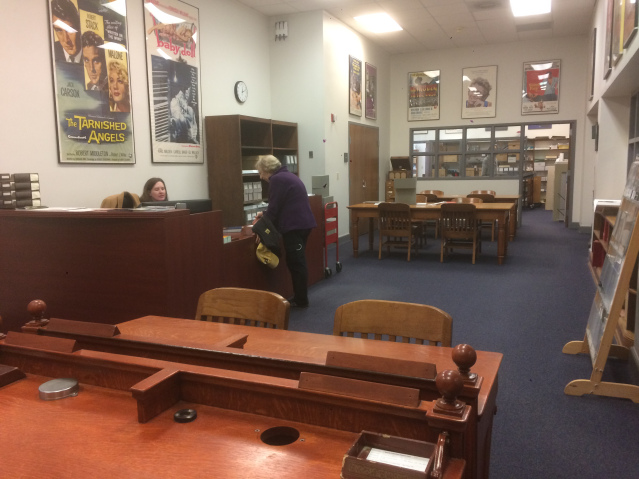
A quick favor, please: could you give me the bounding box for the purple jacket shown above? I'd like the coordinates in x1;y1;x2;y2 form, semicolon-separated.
265;166;317;234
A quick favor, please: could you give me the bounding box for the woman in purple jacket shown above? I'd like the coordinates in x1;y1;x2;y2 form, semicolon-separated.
255;155;317;308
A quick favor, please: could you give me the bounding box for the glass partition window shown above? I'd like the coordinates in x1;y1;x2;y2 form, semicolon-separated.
410;124;524;178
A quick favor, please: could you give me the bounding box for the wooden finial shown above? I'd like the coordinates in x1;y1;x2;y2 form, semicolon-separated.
434;369;465;416
25;300;49;328
451;343;478;385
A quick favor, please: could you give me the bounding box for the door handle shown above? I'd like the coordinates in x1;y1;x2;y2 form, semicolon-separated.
362;180;366;188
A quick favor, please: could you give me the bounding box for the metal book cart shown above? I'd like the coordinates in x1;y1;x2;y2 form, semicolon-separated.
323;202;342;278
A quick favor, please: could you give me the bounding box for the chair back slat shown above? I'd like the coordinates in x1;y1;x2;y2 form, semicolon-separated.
333;300;452;346
195;287;290;330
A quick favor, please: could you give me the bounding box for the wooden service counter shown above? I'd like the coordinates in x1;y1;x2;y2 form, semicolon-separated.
0;198;324;333
10;315;503;479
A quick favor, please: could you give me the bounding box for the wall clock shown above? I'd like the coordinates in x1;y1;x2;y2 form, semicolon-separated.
234;81;248;103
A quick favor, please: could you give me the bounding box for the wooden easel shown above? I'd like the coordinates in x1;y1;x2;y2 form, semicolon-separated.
563;166;639;403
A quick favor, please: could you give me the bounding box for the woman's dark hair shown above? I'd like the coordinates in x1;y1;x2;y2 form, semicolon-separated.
140;177;168;202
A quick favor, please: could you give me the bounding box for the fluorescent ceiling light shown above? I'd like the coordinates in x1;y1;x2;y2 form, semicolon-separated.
354;13;402;33
510;0;551;17
53;19;77;33
103;0;127;17
144;3;186;24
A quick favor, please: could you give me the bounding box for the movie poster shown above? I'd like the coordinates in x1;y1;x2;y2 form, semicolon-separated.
408;71;440;121
349;55;362;117
144;0;202;163
49;0;135;164
461;65;497;119
521;60;560;115
365;63;377;120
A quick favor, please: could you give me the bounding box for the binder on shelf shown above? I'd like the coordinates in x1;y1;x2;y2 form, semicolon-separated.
11;173;39;183
16;198;41;208
0;173;10;181
12;182;40;191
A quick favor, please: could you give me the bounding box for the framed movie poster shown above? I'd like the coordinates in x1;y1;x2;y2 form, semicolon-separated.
408;70;440;121
604;0;614;79
365;63;377;120
623;0;638;48
349;55;362;117
612;0;624;65
144;0;202;163
48;0;135;164
589;29;597;100
522;60;560;115
461;65;496;119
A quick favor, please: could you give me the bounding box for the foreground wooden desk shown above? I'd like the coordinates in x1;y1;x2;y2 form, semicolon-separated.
348;202;513;265
0;318;482;479
23;315;502;479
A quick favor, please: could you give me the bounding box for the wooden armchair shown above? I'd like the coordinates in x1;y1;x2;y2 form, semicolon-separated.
469;190;496;196
452;197;483;204
440;203;482;264
378;202;418;261
416;193;441;239
195;287;290;329
467;193;496;241
419;190;444;198
416;193;439;203
333;299;452;346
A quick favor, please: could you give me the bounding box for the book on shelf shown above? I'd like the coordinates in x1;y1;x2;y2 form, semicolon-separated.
0;173;10;181
16;198;41;208
12;181;40;191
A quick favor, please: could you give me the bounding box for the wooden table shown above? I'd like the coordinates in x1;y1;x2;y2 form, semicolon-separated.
0;317;483;479
348;202;514;265
439;195;520;234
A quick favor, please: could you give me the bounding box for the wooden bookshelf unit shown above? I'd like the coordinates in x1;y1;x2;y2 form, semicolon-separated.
205;115;299;227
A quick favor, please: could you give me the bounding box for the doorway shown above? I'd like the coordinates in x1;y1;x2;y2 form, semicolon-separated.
348;123;379;238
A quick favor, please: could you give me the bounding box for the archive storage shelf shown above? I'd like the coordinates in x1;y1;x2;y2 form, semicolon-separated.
205;115;298;227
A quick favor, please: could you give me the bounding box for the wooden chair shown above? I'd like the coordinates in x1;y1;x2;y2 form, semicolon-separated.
416;193;440;239
452;197;483;204
333;299;452;346
440;203;482;264
419;190;444;198
195;287;290;329
467;193;496;241
378;202;417;261
100;192;140;208
416;193;439;203
469;190;496;196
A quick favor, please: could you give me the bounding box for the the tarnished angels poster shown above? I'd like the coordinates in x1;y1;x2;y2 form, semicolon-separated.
408;71;440;121
144;0;202;163
49;0;135;164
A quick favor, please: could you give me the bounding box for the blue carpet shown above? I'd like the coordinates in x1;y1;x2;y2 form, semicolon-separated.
289;208;639;479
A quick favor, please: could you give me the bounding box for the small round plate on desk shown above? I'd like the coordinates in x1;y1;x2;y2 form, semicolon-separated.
39;378;79;400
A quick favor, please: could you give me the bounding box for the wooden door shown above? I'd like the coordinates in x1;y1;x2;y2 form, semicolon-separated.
349;123;379;237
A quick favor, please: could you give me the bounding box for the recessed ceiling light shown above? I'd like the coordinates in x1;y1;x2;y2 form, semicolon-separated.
354;13;403;33
510;0;551;17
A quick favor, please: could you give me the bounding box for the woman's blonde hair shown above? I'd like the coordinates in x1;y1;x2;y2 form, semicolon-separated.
255;155;281;174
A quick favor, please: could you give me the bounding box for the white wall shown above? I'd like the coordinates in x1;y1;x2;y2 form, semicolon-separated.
388;37;589;224
1;0;271;207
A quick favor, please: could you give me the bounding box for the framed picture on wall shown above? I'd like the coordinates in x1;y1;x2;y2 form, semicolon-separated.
461;65;496;119
604;0;614;79
612;0;624;65
144;0;203;163
365;63;377;120
349;55;362;117
48;0;135;164
589;28;597;100
408;70;440;121
521;60;560;115
623;0;638;48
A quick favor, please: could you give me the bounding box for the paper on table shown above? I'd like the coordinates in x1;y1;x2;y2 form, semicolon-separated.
366;448;430;472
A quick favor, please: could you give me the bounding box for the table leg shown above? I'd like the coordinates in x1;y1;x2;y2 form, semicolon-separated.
509;204;516;241
368;218;374;251
352;213;360;258
497;212;507;265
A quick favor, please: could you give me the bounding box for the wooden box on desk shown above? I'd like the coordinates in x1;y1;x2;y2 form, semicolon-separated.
342;431;434;479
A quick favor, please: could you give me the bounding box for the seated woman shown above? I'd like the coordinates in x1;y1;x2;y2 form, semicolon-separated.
140;178;168;202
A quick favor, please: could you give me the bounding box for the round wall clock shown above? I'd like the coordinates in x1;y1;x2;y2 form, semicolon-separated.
234;81;248;103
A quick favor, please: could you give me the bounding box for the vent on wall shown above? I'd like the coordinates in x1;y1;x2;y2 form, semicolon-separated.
516;22;553;32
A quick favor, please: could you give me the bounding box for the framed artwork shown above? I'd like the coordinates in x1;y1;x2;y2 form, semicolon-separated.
589;28;597;100
623;0;638;48
365;63;377;120
48;0;135;164
144;0;203;163
408;70;440;121
349;55;362;117
521;60;560;115
604;0;614;79
461;65;496;119
612;0;624;65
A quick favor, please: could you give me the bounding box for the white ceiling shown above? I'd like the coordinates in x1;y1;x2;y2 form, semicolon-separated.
236;0;596;54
